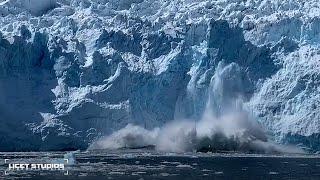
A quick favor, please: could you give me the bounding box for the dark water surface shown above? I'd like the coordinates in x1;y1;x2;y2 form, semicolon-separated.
1;150;320;179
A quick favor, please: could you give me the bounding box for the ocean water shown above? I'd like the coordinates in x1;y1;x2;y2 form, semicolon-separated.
1;150;320;179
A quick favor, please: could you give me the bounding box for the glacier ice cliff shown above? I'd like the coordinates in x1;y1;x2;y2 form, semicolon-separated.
0;0;319;151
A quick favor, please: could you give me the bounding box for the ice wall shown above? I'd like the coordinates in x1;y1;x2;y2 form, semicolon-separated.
0;0;319;151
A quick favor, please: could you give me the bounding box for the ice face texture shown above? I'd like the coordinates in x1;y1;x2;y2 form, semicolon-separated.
0;0;319;151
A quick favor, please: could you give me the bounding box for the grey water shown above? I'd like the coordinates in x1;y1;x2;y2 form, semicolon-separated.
1;150;320;180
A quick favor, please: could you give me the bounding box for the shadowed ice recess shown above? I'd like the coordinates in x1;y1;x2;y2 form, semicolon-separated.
89;62;303;154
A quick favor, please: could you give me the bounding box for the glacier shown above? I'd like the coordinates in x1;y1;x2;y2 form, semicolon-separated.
0;0;319;152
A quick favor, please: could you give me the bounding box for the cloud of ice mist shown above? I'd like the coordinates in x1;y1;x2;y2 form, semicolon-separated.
155;110;267;153
88;110;304;154
89;124;159;150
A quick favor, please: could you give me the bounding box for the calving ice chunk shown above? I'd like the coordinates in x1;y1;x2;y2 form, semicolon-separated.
0;0;319;152
90;62;303;154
